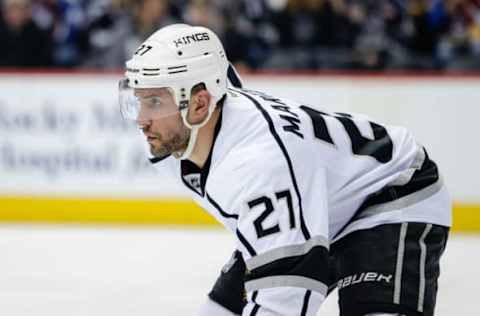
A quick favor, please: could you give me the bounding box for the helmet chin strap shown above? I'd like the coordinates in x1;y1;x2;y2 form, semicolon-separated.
176;99;216;160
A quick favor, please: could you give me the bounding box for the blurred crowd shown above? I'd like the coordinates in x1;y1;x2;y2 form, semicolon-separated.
1;0;479;71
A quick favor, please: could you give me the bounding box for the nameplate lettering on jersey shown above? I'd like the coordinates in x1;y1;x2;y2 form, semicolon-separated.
183;174;202;195
246;89;304;139
173;33;210;48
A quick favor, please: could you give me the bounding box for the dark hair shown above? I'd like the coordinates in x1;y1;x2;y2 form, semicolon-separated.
191;82;226;107
190;82;207;96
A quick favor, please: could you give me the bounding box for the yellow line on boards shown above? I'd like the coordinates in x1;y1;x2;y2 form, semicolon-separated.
0;197;478;231
452;203;480;232
0;196;219;226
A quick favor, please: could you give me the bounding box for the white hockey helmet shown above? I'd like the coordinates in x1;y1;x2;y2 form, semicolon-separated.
119;24;229;159
120;24;228;122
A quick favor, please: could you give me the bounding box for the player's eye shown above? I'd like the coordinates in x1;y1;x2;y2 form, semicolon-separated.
142;97;163;109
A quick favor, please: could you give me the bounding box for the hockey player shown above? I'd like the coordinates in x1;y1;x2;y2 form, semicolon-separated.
119;24;451;316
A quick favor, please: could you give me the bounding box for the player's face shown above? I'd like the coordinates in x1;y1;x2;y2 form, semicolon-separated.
134;88;190;158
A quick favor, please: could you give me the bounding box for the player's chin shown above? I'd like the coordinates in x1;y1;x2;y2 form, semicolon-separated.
150;143;170;158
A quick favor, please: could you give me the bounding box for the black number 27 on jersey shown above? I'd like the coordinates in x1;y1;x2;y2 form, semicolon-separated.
248;190;295;239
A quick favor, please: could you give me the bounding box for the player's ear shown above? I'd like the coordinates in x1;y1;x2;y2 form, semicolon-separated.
187;89;211;124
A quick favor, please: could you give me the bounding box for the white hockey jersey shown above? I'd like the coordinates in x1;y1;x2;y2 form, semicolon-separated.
148;88;451;316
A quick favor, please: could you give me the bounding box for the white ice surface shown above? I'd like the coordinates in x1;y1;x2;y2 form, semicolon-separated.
0;225;477;315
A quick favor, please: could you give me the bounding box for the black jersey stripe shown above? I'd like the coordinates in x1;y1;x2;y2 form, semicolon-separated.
357;148;439;215
301;290;312;316
245;235;328;271
251;304;260;315
206;193;239;219
237;90;311;241
250;291;261;316
237;229;257;256
244;245;329;288
149;154;171;164
333;148;440;240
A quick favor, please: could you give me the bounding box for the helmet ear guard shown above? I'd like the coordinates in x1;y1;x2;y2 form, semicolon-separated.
177;82;219;160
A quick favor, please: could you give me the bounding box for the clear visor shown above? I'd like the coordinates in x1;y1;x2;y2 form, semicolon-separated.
119;78;180;122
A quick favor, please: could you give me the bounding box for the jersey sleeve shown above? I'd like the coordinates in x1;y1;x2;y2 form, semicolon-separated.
211;155;330;316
